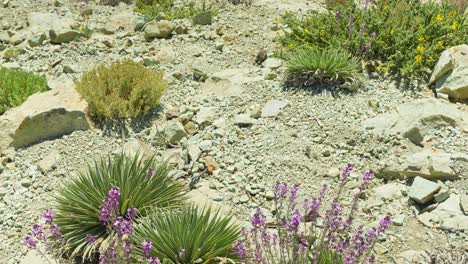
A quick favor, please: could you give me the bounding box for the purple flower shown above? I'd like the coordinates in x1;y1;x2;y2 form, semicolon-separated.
142;240;153;257
233;241;247;260
178;248;185;258
126;207;137;219
149;256;161;264
289;210;301;231
370;31;376;38
32;224;45;241
108;187;121;200
273;182;288;199
123;239;132;260
85;234;97;244
340;164;353;183
147;168;154;179
113;217;133;237
49;224;62;240
360;170;374;189
42;210;54;224
251;208;266;229
23;236;37;249
289;183;300;207
378;216;391;232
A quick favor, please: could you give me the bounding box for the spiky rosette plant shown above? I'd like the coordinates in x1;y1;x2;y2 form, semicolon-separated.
134;206;240;263
283;46;361;90
54;154;186;259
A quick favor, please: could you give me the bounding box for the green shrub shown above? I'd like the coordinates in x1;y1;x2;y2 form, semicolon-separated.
54;154;186;259
280;0;468;80
135;0;217;20
283;46;361;89
75;60;166;120
134;206;240;263
0;67;48;114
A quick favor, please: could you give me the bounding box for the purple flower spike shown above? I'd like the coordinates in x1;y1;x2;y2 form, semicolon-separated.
149;256;161;264
340;163;353;182
142;239;153;257
251;208;266;229
126;207;137;219
23;236;37;249
42;210;54;224
335;10;342;19
273;182;289;199
108;187;121;200
370;31;376;38
178;248;185;258
233;241;248;260
147;168;154;179
289;210;301;231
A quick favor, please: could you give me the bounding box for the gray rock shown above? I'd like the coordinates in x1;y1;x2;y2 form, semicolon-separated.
28;33;46;47
193;107;216;128
215;41;224;51
37;150;61;173
235;114;257;127
373;182;405;202
63;64;79;74
122;139;152;160
363;98;468;145
144;20;176;41
154;46;175;64
9;31;28;45
262;58;282;69
96;12;144;34
192;12;212;26
20;251;53;264
164;119;188;145
201;68;261;97
461;194;468;215
408;176;440;204
261;99;288;118
187;144;202;162
431;195;468;231
434;188;450;203
28;12;75;34
380;151;468;180
49;29;80;44
0;83;90;151
429;44;468;100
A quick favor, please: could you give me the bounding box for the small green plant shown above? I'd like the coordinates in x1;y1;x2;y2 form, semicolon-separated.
0;67;48;114
75;60;166;120
2;48;24;60
135;0;217;20
283;46;361;89
281;0;468;80
134;206;240;263
54;154;186;259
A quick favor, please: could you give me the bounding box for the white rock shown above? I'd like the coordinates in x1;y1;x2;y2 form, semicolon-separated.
408;176;440;204
262;58;282;69
261;99;288;118
164;119;187;144
37;150;61;173
0;83;90;151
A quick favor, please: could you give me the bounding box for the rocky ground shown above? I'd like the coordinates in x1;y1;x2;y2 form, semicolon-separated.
0;0;467;263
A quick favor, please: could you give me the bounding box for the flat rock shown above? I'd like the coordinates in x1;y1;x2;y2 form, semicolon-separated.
235;114;257;127
201;68;261;97
192;11;212;25
37;150;61;173
164;119;187;144
262;58;282;69
95;12;145;34
28;12;75;34
408;176;440;204
261;99;288;117
461;194;468;215
192;107;216;127
373;182;405;202
363;98;468;145
49;29;80;44
380;151;468;180
429;44;468;100
122;139;152;160
430;195;468;231
20;251;54;264
0;84;90;151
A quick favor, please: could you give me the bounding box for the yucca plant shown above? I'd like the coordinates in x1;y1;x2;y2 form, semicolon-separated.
134;206;240;263
283;46;361;90
54;153;186;259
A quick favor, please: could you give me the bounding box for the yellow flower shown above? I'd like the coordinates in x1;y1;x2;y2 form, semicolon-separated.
383;5;388;10
415;54;423;63
418;36;426;42
379;40;385;45
452;22;459;30
429;56;434;62
436;15;444;22
376;66;382;72
383;67;389;72
448;11;456;18
416;45;425;53
303;28;309;33
417;25;423;31
275;17;281;23
437;40;444;47
390;29;395;35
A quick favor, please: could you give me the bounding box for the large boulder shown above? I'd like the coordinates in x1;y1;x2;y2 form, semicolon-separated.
28;12;76;34
428;44;468;100
144;20;176;41
201;68;261;97
95;12;146;34
363;98;468;145
0;84;90;151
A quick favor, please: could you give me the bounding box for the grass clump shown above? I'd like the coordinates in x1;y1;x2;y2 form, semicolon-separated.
54;154;186;259
135;0;217;20
75;60;166;120
100;0;132;6
134;206;240;263
283;47;361;90
0;68;48;114
280;0;468;81
3;48;25;60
